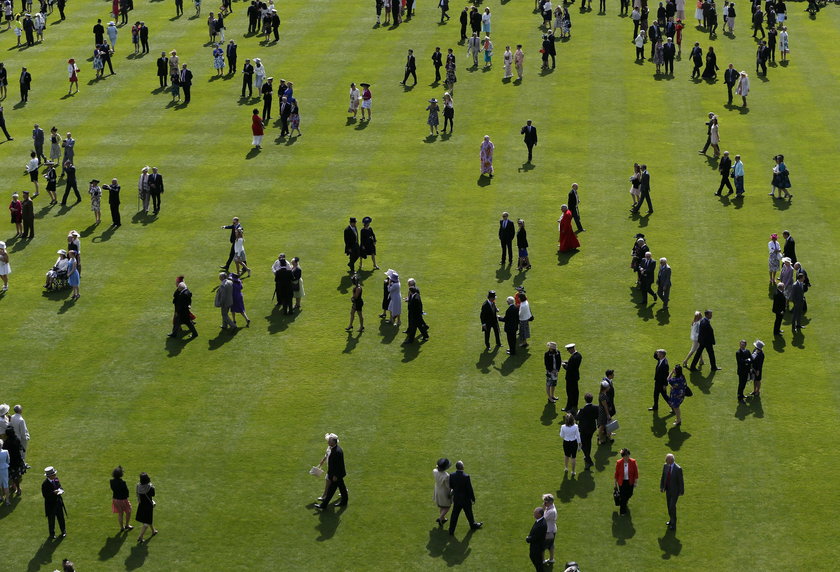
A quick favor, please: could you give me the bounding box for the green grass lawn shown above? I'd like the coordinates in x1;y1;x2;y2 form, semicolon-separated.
2;0;839;570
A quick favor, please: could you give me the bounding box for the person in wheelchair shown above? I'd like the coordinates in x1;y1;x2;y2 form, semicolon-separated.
45;249;70;289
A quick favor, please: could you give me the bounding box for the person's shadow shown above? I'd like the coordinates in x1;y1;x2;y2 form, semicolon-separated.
650;410;669;438
314;504;346;541
540;400;558;426
497;347;530;376
749;395;764;418
266;306;294;334
593;441;617;472
342;331;361;354
556;249;578;266
611;510;636;545
27;538;62;572
655;307;670;325
336;273;353;295
425;526;450;560
208;326;239;349
495;265;511;283
401;340;421;362
664;426;691;450
124;540;149;570
658;528;683;559
441;528;474;566
772;335;786;353
98;531;128;561
475;348;496;374
379;320;398;344
476;175;491;187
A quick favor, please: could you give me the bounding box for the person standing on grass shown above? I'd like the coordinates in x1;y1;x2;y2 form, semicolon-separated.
660;454;684;530
0;103;12;141
43;162;57;205
501;296;519;355
649;349;669;411
614;448;638;516
66;59;79;95
290;256;304;310
156;52;169;87
220;216;241;272
110;466;133;532
148;167;164;214
212;42;225;77
21;191;35;239
735;339;752;403
344;217;360;272
360;83;372;121
215;272;236;329
732;154;745;195
577;393;598;469
359;216;379;270
480;135;494;178
88;179;102;224
562;343;582;413
0;242;10;292
521;120;537;163
544;342;561;403
480;290;501;350
233;227;250;277
426;97;440;135
346;274;364;332
448;460;482;535
261;77;273;122
526;506;547;572
498;211;515;266
559;413;582;476
9;193;23;237
517;219;530;271
432;46;443;83
42;466;67;539
24;150;41;197
657;257;671;309
689;310;720;371
0;438;10;505
241;58;253;98
748;340;764;397
630;164;653;214
229;273;251;327
179;63;193;103
102;178;121;227
135;472;157;543
315;434;348;509
348;82;360;117
168;280;198;338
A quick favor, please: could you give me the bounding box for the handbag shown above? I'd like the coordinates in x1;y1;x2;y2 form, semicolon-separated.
606;419;619;433
613;486;621;506
309;466;324;477
684;386;694;397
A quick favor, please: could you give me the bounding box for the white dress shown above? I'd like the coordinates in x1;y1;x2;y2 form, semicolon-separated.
348;88;360;112
234;237;246;261
433;468;451;507
254;63;266;89
0;254;10;275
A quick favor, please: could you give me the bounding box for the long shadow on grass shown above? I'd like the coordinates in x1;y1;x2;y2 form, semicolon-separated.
314;504;345;541
771;197;791;211
57;298;77;314
27;538;62;572
355;120;369;131
611;511;636;545
790;329;805;350
475;347;499;374
665;426;691;450
650;411;670;438
379;320;398;344
0;494;20;517
426;527;474;565
658;528;682;558
91;225;117;243
165;334;197;356
556;469;595;503
688;368;715;394
401;339;421;362
131;211;156;227
656;307;670;325
734;397;763;420
513;270;528;287
124;541;149;570
266;306;296;334
79;222;98;238
557;249;578;266
594;442;617;472
495;265;511;283
208;327;239;350
772;335;785;353
98;531;128;561
540;400;558;426
343;331;362;353
518;162;535;173
496;349;530;376
245;147;261;160
336;273;353;295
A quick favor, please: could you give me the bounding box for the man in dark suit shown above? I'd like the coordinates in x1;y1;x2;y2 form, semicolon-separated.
169;280;198;337
220;216;241;271
500;296;519;355
752;7;764;38
261;77;274;122
270;9;280;41
274;259;294;314
431;47;443;82
648;22;662;59
344;217;360;271
175;0;184;16
21;191;35;239
576;392;599;470
772;282;786;336
660;454;684;530
400;49;417;85
735;339;752;402
19;67;32;103
148;167;164;214
756;40;769;75
724;63;738;104
639;252;657;304
61;161;80;204
526;506;547;572
649;349;669;411
315;434;348;508
790;273;805;332
102;178;121;227
498;211;515;265
631;164;653;213
99;43;115;75
480;290;501;349
699;111;716;154
157;52;169;87
279;95;292;136
448;460;483;536
562;343;582;412
179;64;193;103
0;104;12;141
41;466;67;539
247;1;259;33
690;42;703;78
656;257;671;309
662;37;676;75
716;150;734;195
32;124;46;163
459;6;468;40
226;41;237;76
139;22;150;53
93;19;106;45
241;59;254;98
690;310;720;370
402;286;429;344
521;120;538;163
546;30;556;68
567;183;584;232
782;230;796;263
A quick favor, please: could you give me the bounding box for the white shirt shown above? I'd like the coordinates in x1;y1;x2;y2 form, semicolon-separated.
26;157;39;173
559;424;581;444
272;259;287;273
10;412;29;442
623;461;630;479
518;300;532;321
544;504;557;534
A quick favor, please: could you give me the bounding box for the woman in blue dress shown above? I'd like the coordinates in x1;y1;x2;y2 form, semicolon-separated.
67;250;80;300
212;43;225;76
667;364;687;426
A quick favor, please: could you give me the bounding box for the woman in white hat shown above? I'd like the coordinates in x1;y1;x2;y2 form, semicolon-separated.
45;250;68;289
253;57;266;90
426;98;440;135
385;270;402;327
0;241;10;291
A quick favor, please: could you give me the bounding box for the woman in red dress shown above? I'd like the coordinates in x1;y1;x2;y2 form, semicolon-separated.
557;205;580;252
251;108;263;149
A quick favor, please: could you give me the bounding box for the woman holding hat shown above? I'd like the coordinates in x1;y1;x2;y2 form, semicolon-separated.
749;340;765;397
433;458;452;527
9;192;22;237
426;98;440;135
89;179;102;224
0;241;10;291
359;217;379;270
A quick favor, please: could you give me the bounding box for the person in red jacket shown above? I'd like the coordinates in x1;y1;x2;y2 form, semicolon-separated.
251;108;263;149
614;448;639;515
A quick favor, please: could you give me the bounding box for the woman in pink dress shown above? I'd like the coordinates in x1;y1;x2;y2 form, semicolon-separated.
480;135;494;177
557;205;580;252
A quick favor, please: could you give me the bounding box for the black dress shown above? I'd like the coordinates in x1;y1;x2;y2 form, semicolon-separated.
135;485;155;525
701;52;718;78
360;227;376;258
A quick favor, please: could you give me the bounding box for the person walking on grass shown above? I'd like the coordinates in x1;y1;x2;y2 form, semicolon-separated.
229;272;250;327
110;466;133;532
135;472;157;543
67;59;79;95
251;108;263;149
433;458;452;527
559;413;582;476
346;273;364;332
0;242;10;292
667;364;687;426
315;434;348;509
660;454;684;530
88;179;102;224
168;280;198;339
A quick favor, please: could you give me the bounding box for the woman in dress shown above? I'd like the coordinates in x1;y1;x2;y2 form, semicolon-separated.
701;45;718;78
561;7;571;37
360;83;372;121
4;425;24;496
233;227;250;276
49;127;62;163
9;193;22;237
253;58;266;91
135;472;157;543
597;380;614;444
557;205;580;252
107;21;118;51
779;26;789;61
779;257;794;303
559;413;582;476
346;274;364;332
675;19;684;55
251;108;263;149
348;82;360;117
426;98;440;135
359;216;378;270
708;117;720;157
502;45;513;79
0;62;7;100
735;71;750;107
67;59;79;95
481;7;491;33
653;39;664;73
131;22;140;54
0;437;10;505
0;241;10;291
518;292;532;347
444;49;457;91
89;180;102;224
480;135;494;178
432;458;451;527
230;273;251;326
207;12;217;42
767;233;782;283
441;91;454;133
542;494;557;564
482;36;493;68
629;163;642;208
386;270;402;327
168;50;180;84
212;42;225;76
694;0;703;24
554;4;563;30
770;154;792;199
681;311;704;367
66;250;80;299
749;340;765;397
667;364;687;425
516;218;530;271
291;257;304;310
44;161;57;205
110;466;133;531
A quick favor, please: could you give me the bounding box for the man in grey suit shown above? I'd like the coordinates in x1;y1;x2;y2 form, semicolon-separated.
790;273;805;332
660;453;684;530
62;133;75;168
214;272;236;329
657;257;671;309
467;33;481;67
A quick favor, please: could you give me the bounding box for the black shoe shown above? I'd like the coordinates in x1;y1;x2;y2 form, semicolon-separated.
333;501;347;507
167;333;177;338
314;503;326;509
648;407;658;411
471;522;483;530
714;192;721;196
712;367;722;371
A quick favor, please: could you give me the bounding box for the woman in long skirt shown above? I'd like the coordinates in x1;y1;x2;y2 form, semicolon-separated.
480;135;494;177
230;273;251;326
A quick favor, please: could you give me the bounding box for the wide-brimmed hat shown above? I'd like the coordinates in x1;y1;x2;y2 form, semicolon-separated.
57;249;67;255
436;458;451;471
68;58;75;64
69;230;80;237
429;98;438;103
360;82;370;88
44;466;57;476
754;340;765;349
565;343;576;349
385;269;399;281
0;403;9;416
89;179;100;185
362;216;372;224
